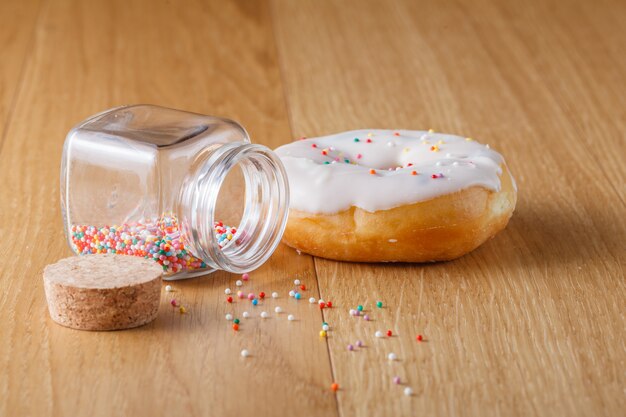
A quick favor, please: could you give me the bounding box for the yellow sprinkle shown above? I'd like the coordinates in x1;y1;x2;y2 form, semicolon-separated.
367;133;373;137
319;330;327;337
428;129;434;133
403;148;410;153
179;306;187;314
437;140;444;145
466;137;473;141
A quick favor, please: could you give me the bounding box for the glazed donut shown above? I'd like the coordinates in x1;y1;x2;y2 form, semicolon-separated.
275;130;517;262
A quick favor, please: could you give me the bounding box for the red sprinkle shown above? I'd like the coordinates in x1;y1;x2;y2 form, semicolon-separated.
431;174;438;179
417;334;423;342
319;302;326;309
311;143;317;148
394;132;400;136
170;299;177;307
386;330;393;337
259;292;266;299
300;285;306;291
226;296;233;303
322;150;328;155
326;301;333;308
232;324;239;331
366;138;372;143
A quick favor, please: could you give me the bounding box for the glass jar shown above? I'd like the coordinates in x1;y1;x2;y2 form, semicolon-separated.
61;104;289;280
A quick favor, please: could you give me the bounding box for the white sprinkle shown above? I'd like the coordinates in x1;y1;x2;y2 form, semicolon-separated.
388;353;397;361
235;280;243;287
375;330;384;338
453;161;460;166
349;309;356;316
288;314;295;321
318;299;325;305
386;141;395;147
294;279;301;285
225;314;233;321
289;290;295;297
486;144;490;149
165;285;173;292
274;306;282;314
388;239;398;243
272;292;279;299
404;387;413;396
241;349;250;358
260;311;269;319
224;288;231;295
309;297;316;304
322;324;329;331
242;311;250;318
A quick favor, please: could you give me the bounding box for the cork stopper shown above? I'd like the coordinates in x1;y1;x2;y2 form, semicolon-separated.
43;254;163;331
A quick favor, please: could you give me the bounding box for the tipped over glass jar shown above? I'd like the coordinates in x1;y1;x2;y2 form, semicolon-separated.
61;105;289;280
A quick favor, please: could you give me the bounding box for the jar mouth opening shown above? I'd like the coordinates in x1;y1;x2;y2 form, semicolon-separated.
190;143;289;273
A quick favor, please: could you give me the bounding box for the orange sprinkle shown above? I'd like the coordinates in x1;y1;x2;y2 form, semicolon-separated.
232;323;239;331
430;145;439;152
369;169;376;175
411;171;418;176
394;132;400;136
331;382;339;392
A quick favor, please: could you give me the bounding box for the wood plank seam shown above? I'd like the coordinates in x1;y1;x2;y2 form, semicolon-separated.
268;2;342;415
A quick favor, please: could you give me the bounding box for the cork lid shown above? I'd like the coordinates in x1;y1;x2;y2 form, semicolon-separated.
43;254;163;331
44;254;163;289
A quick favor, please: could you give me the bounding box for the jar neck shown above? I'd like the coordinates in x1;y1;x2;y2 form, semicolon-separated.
180;142;289;274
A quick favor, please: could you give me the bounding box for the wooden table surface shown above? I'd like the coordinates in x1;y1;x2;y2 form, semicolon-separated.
0;1;624;416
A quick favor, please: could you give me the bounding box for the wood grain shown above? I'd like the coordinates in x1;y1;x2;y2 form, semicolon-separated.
0;1;335;416
0;0;41;146
271;0;625;416
0;0;624;416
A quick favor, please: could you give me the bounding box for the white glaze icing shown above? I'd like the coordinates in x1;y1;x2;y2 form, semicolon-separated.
275;130;509;214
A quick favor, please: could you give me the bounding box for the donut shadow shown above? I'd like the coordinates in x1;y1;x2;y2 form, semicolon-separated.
312;199;617;276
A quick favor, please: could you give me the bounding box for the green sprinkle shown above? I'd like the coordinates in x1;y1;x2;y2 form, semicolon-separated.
376;301;383;308
233;318;240;324
354;138;360;142
357;305;363;311
323;161;330;165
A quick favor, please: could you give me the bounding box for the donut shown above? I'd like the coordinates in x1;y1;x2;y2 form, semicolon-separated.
275;130;517;262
